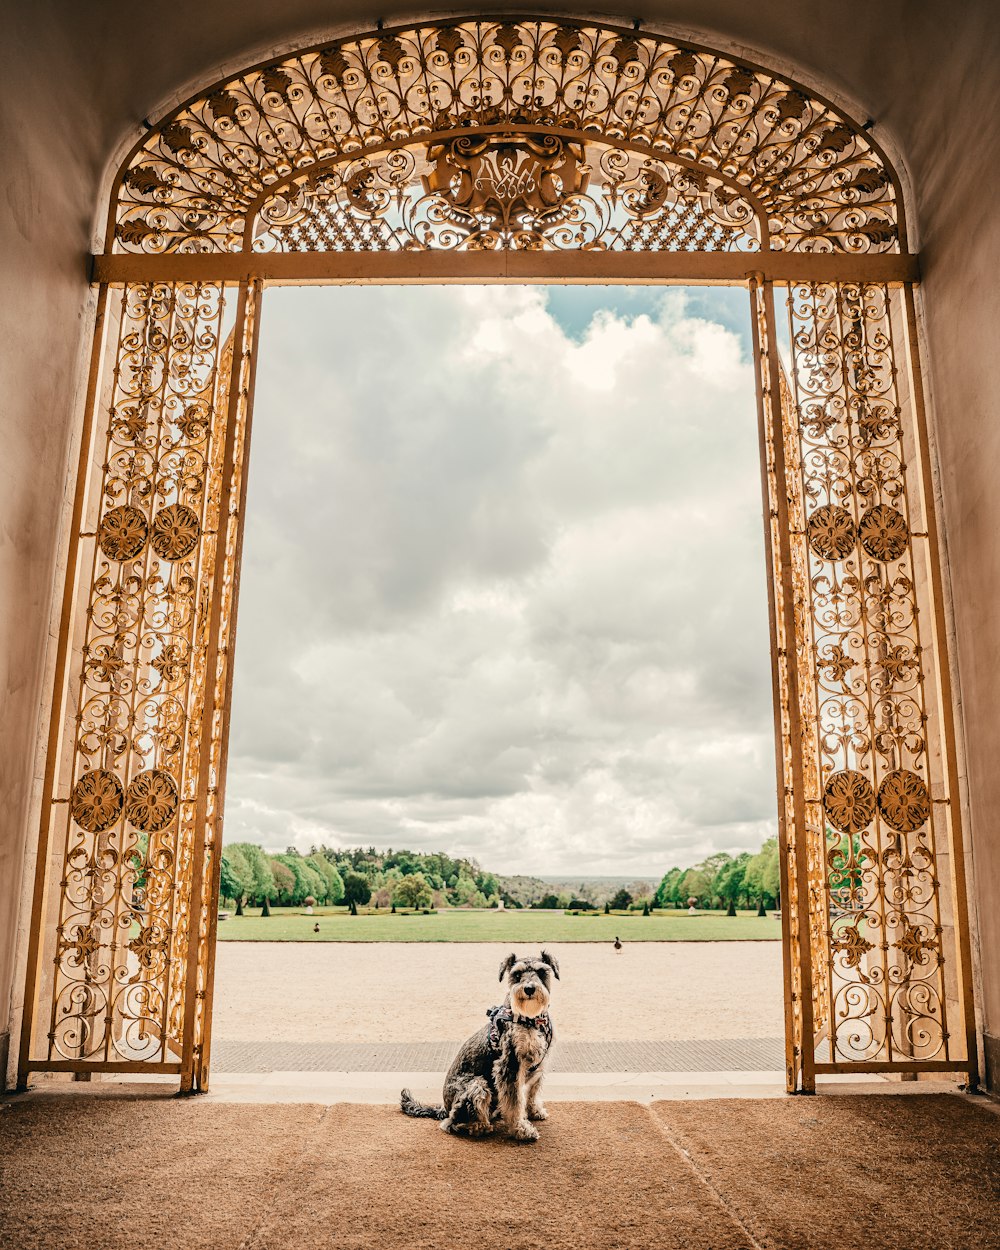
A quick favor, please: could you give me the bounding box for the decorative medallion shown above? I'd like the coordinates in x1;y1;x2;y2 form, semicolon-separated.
806;504;857;561
125;769;179;831
858;504;909;562
150;504;200;560
70;769;125;832
822;770;876;833
877;769;930;832
97;505;149;562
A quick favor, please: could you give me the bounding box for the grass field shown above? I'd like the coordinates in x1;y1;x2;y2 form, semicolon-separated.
214;907;781;942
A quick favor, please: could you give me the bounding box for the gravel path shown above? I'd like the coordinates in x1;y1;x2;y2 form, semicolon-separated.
212;941;783;1043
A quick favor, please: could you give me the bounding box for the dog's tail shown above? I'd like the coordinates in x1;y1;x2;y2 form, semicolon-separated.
400;1088;447;1120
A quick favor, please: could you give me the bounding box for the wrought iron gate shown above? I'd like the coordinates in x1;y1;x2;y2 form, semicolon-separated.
17;16;978;1093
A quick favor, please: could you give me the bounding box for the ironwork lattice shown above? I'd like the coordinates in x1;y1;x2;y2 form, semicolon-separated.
18;16;976;1096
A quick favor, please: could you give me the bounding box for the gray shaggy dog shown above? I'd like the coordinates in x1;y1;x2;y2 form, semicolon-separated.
401;950;559;1142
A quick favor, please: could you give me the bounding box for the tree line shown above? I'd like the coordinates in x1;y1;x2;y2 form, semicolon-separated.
220;837;782;914
652;837;781;915
219;842;501;914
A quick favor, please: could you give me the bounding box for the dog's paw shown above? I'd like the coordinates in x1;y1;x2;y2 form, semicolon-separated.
511;1121;539;1142
528;1104;548;1121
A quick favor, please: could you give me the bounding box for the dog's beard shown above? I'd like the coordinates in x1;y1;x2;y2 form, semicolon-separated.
511;987;549;1017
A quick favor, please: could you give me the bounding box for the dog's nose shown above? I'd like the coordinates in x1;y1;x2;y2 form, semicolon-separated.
523;985;536;997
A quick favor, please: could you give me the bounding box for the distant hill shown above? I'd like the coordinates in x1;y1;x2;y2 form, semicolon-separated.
498;874;657;907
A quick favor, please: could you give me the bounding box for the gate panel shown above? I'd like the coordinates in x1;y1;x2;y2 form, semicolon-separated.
17;280;255;1084
15;15;981;1093
758;278;978;1084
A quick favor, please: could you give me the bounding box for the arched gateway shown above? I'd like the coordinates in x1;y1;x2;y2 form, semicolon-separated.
18;16;978;1094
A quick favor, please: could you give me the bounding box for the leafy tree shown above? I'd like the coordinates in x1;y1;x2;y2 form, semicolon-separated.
680;867;712;907
342;872;371;908
307;853;344;904
270;853;323;905
226;842;275;911
451;873;484;907
393;872;433;910
220;846;252;910
609;888;632;910
744;837;780;909
715;853;751;916
476;871;499;899
268;858;297;903
654;866;684;909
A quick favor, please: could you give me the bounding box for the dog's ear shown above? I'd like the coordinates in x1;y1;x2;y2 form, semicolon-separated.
498;953;517;982
539;949;560;980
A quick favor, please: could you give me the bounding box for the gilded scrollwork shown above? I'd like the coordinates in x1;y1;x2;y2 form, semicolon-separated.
782;280;954;1066
27;22;974;1094
112;18;901;256
42;280;233;1067
251;137;760;253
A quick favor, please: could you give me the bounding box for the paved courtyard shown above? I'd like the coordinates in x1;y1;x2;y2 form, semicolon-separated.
211;941;785;1072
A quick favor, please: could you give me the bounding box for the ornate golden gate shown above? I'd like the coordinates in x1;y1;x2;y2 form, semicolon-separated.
18;16;978;1093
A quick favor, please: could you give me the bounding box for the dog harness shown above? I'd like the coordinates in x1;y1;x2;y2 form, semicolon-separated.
486;1004;553;1051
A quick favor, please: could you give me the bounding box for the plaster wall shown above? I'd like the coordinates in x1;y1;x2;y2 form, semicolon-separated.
2;0;998;1089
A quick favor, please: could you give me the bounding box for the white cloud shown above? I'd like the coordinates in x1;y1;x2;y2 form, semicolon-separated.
225;285;777;874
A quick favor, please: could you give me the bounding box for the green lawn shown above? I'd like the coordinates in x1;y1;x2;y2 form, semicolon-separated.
215;907;781;942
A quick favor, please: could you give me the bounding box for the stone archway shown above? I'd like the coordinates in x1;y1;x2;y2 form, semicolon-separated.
17;16;978;1094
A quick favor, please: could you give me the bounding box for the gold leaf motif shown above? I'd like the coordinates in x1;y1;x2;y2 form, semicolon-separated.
807;504;857;560
151;642;189;686
70;769;125;832
58;921;103;965
823;770;876;833
831;925;874;969
877;769;930;833
876;640;917;685
128;923;169;969
150;503;200;560
97;505;149;562
893;920;939;968
818;642;855;684
125;769;179;831
858;504;909;562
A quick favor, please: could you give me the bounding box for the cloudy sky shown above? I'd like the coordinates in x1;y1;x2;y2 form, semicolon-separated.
225;284;779;875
